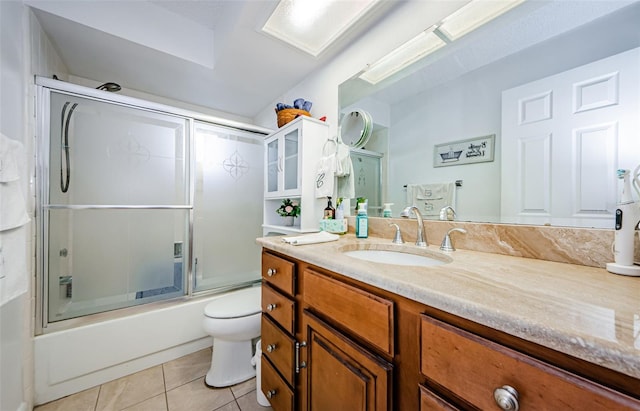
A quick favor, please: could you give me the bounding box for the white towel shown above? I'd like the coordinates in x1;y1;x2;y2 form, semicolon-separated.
0;132;20;183
406;183;456;217
0;226;28;307
0;133;29;231
315;139;337;198
281;231;339;245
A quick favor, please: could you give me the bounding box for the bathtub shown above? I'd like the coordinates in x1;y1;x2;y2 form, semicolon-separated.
34;293;229;405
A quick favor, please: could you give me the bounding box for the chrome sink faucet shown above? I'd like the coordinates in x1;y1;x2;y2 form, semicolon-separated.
440;228;467;252
401;206;427;247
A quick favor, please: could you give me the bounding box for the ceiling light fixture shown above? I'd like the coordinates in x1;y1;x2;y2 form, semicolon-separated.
359;26;446;85
359;0;525;85
438;0;525;41
262;0;380;57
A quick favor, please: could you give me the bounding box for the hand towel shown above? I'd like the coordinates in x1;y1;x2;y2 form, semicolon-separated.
336;156;355;199
334;136;355;198
0;226;28;306
281;231;339;245
315;139;337;198
0;132;20;183
0;133;29;231
406;183;456;217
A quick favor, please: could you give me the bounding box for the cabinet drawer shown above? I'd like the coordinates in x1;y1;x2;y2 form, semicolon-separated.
419;385;460;411
261;314;295;384
262;356;294;411
262;252;295;295
262;283;295;334
420;315;640;411
303;269;394;356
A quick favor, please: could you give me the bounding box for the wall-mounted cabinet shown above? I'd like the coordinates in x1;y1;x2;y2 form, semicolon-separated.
263;116;328;235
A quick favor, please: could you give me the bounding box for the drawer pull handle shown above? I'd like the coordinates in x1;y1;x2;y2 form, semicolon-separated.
266;344;277;353
493;385;519;411
267;303;277;311
267;268;276;277
295;341;307;374
266;389;277;399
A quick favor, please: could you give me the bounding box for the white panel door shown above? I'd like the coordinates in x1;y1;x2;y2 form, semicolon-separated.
501;48;640;228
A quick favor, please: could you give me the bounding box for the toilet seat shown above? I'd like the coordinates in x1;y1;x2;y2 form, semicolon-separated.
204;286;261;319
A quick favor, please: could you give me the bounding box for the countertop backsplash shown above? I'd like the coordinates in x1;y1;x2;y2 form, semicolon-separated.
348;217;632;269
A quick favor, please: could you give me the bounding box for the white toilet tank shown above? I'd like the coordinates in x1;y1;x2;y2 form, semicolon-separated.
204;285;261;319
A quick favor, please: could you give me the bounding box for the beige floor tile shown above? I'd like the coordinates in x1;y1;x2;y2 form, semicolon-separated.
163;348;212;391
121;393;167;411
34;386;100;411
236;391;272;411
96;366;165;411
213;401;240;411
230;378;256;399
166;377;234;411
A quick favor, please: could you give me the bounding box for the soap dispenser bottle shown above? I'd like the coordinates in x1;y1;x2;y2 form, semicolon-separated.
356;203;368;238
382;203;393;218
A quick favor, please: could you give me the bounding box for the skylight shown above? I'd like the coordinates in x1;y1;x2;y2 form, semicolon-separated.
262;0;380;57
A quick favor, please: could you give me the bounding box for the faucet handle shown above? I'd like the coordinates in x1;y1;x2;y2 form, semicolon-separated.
439;206;456;221
389;223;405;244
440;228;467;252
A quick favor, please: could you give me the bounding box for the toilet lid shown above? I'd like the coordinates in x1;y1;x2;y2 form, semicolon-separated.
204;286;261;319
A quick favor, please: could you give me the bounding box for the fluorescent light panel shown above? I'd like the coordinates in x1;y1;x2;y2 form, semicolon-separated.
438;0;525;41
359;0;525;84
360;27;445;85
262;0;380;57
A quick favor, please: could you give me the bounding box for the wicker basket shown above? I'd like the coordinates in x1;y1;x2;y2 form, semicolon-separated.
277;108;311;127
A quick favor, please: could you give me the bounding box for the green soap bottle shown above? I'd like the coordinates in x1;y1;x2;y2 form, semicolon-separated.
355;205;368;238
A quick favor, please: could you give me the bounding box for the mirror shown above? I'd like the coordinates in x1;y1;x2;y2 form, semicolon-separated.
340;110;372;148
339;1;640;228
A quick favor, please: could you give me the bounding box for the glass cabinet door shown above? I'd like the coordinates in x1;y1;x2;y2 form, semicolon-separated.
283;129;299;191
266;137;279;194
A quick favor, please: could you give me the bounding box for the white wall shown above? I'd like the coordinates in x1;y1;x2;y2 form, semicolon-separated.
1;2;31;410
386;65;504;222
0;4;71;410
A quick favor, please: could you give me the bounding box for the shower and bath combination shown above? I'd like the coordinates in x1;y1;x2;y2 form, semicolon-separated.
39;76;265;325
58;82;121;193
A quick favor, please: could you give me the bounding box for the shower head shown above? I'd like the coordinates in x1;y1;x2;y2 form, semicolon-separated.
96;82;121;92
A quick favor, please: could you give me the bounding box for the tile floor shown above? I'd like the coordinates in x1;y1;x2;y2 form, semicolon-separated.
34;348;273;411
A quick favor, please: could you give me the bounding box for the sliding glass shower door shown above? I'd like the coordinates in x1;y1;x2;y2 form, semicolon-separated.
191;122;263;292
44;92;190;322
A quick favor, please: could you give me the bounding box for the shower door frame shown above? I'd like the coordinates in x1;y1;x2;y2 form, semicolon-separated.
34;77;270;334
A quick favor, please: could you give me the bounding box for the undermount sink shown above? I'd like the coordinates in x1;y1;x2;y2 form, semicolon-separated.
340;245;451;267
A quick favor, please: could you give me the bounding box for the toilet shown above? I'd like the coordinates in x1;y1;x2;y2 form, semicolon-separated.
202;285;262;387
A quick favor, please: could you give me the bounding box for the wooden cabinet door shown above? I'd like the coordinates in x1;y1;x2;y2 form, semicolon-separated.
419;385;461;411
300;309;392;411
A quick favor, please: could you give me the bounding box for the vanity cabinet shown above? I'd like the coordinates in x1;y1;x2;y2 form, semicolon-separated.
263;116;328;235
261;252;297;410
420;315;640;411
260;248;640;411
260;250;393;411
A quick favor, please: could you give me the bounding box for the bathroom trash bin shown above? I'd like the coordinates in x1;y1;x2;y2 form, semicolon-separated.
252;339;271;407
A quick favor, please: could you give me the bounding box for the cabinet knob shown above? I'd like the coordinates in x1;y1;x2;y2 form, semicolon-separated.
266;389;277;399
267;268;276;277
266;343;277;353
267;303;277;312
493;385;519;411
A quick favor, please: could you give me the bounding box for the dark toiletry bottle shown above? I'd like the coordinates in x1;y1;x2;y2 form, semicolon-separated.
324;196;335;219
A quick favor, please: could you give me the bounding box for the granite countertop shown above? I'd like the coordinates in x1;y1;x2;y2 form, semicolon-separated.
257;234;640;380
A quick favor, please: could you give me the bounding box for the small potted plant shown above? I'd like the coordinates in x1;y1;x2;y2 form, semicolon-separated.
277;198;300;226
